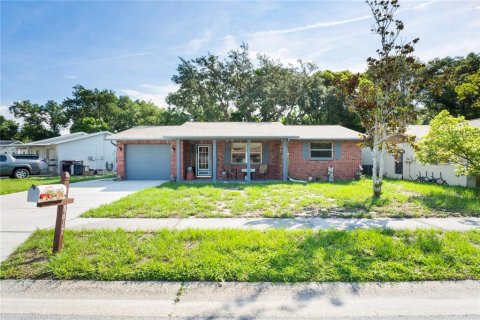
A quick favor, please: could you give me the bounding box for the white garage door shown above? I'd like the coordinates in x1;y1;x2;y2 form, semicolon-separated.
125;144;171;180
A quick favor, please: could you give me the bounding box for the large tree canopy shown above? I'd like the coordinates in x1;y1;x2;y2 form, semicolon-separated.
417;52;480;122
9;100;69;142
166;44;361;130
8;86;188;142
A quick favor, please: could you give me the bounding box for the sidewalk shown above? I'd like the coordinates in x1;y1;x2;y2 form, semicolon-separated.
68;216;480;231
2;280;479;319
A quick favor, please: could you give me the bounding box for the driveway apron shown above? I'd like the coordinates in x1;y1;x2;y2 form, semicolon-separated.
0;179;165;261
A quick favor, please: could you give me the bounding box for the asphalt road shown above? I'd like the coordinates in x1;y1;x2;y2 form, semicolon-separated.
2;314;479;319
1;280;479;319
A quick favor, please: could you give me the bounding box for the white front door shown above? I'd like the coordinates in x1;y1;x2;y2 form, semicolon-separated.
196;145;211;177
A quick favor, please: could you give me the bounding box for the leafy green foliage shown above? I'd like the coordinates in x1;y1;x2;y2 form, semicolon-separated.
167;44;361;130
417;110;480;176
0;115;19;140
455;69;480;109
418;52;480;122
82;180;480;219
8;85;189;141
9;100;69;141
2;229;479;282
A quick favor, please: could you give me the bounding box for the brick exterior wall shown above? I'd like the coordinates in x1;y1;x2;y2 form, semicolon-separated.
117;139;361;181
288;140;361;180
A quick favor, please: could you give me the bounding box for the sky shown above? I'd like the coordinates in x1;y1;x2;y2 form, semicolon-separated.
1;0;480;119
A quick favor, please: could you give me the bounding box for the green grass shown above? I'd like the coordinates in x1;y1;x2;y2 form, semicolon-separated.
1;228;479;282
0;174;116;195
82;179;480;218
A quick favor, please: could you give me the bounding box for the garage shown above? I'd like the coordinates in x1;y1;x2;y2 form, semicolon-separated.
125;144;171;180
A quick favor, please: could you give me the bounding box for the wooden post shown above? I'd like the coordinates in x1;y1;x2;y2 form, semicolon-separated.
52;172;70;254
212;140;217;183
282;139;288;181
246;140;251;183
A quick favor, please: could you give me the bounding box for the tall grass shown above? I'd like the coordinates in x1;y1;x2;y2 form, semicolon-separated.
1;229;478;282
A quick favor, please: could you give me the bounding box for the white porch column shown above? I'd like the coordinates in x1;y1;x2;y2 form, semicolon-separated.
246;139;251;183
212;140;217;183
282;139;288;181
176;139;181;182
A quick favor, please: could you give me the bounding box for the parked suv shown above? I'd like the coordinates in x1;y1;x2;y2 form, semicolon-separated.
0;154;45;178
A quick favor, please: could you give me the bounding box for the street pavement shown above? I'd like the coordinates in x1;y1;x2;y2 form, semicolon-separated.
1;280;479;319
0;179;166;261
67;216;480;231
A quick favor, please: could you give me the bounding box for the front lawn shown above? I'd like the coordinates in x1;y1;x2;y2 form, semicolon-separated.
0;174;116;195
1;228;478;282
82;179;480;218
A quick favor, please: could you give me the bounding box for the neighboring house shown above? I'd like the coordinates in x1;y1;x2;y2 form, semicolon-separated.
11;132;116;174
0;140;22;154
108;122;362;181
362;119;480;187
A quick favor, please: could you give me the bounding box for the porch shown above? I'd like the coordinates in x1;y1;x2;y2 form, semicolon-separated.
175;139;289;182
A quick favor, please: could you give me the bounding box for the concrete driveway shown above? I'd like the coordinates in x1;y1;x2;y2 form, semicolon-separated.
0;179;165;261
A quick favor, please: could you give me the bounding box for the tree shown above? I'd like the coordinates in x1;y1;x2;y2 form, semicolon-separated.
63;85;118;132
417;53;480;121
9;100;58;141
0;116;19;140
167;46;251;121
417;110;480;177
42;100;69;136
70;117;110;134
342;0;420;197
455;69;480;109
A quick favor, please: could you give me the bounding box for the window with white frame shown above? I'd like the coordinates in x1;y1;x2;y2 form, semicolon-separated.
231;143;262;164
310;142;333;158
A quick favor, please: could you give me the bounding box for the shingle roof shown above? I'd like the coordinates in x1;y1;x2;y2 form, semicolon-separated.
109;122;363;140
407;118;480;140
286;125;362;141
26;132;88;145
165;122;297;139
19;132;112;146
107;126;182;140
406;125;430;139
469;118;480;128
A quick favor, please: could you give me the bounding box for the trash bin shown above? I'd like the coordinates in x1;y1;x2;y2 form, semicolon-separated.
73;162;84;175
61;161;73;173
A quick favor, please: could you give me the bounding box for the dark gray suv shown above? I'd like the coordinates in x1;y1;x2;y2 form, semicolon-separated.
0;154;45;178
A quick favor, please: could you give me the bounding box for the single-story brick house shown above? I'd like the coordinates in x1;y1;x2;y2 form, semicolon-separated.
108;122;362;182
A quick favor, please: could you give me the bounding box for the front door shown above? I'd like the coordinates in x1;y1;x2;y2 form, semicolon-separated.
196;144;211;177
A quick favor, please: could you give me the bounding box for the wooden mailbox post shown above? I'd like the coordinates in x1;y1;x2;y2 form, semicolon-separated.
28;172;74;253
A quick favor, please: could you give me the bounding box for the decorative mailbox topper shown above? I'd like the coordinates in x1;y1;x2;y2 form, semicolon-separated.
28;172;74;253
28;184;67;203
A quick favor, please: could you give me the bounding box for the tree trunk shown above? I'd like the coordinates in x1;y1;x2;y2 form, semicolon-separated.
372;142;380;197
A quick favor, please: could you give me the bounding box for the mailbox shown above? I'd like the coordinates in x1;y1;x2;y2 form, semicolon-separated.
27;184;67;203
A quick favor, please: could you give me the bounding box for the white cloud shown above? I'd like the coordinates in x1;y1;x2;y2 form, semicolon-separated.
413;1;438;10
188;30;214;52
49;51;154;68
0;105;13;120
121;83;179;107
247;15;371;37
64;75;77;79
